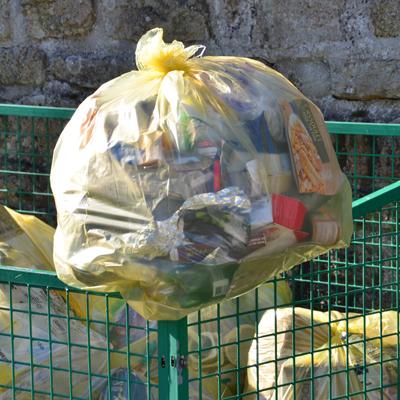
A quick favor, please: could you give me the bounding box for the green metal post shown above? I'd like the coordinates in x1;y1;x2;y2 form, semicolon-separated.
158;318;189;400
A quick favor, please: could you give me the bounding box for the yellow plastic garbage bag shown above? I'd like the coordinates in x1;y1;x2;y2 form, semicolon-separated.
245;308;398;399
0;206;54;270
50;28;352;320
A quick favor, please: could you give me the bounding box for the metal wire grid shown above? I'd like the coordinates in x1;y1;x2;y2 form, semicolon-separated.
0;106;72;225
187;202;400;399
187;277;292;400
330;122;400;199
295;201;400;313
0;272;158;399
0;105;399;399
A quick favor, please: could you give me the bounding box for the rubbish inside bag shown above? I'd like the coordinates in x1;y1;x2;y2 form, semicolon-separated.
50;27;352;320
0;205;292;398
245;308;399;400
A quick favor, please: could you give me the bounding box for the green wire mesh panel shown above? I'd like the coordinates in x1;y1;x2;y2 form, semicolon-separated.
186;201;400;399
330;122;400;199
0;270;158;399
293;201;400;313
186;276;293;400
0;104;400;399
0;106;73;225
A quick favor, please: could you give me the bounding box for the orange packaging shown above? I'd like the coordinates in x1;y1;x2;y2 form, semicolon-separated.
282;99;342;195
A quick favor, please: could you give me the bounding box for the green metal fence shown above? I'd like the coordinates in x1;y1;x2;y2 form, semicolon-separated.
0;104;399;399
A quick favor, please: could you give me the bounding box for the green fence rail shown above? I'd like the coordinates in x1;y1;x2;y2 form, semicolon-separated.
0;104;400;399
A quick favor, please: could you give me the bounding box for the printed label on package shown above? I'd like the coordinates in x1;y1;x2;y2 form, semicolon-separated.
289;100;329;163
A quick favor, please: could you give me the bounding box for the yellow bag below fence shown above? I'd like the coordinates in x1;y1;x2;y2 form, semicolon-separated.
245;308;399;400
0;206;54;270
50;28;352;320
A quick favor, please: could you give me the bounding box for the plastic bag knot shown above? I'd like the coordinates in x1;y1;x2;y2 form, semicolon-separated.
135;28;205;74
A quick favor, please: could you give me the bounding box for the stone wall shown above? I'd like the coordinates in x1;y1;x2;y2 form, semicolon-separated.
0;0;399;121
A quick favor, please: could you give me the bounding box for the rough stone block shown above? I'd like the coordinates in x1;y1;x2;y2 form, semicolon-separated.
102;0;210;43
22;0;94;39
370;0;400;38
0;0;11;41
0;46;46;85
339;0;372;43
263;0;346;49
331;59;400;100
205;0;259;51
49;53;133;89
276;59;331;97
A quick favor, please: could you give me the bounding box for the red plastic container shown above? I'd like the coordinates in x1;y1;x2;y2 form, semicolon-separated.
272;193;307;230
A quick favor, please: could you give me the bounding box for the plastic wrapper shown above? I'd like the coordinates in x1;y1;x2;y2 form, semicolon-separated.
245;308;398;399
51;27;352;320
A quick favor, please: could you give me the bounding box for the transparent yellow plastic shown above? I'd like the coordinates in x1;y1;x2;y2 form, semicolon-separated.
51;28;352;320
246;308;398;399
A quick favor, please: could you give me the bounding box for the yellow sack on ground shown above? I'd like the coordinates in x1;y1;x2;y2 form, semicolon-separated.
51;27;352;320
245;308;398;399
